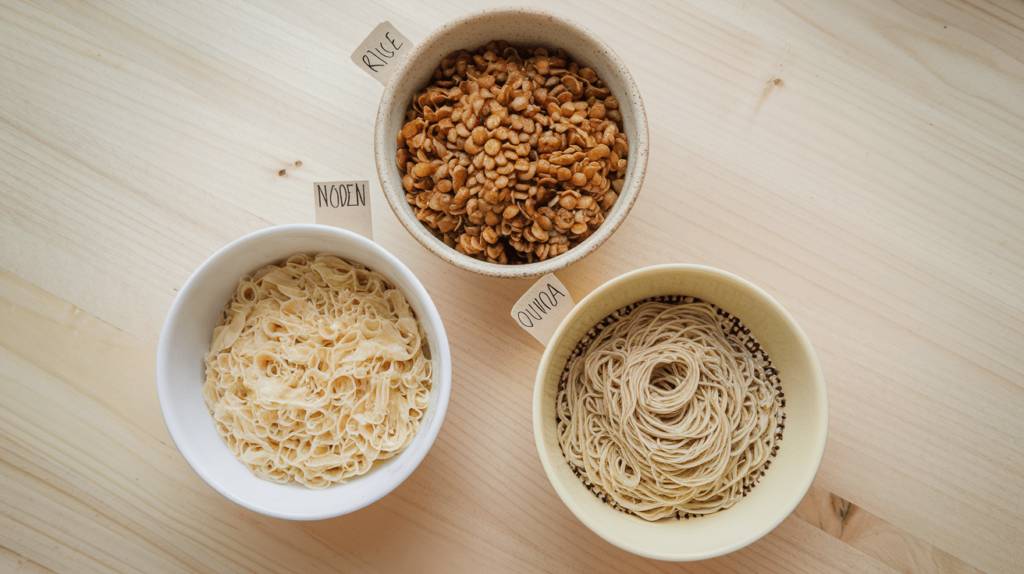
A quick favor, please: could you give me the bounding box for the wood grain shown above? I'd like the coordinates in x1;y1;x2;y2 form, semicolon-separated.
1;0;1022;572
0;267;896;574
794;485;985;574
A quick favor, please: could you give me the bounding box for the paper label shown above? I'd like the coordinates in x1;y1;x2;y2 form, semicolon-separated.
314;181;373;240
351;22;412;85
511;273;576;346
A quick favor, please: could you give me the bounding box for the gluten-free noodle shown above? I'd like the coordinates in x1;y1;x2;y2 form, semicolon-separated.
556;297;784;520
203;254;432;489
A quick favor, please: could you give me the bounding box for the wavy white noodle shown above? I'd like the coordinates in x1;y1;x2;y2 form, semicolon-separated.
557;299;783;520
203;254;432;489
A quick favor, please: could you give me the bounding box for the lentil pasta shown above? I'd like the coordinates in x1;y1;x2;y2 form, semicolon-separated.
203;254;432;489
398;40;629;264
556;297;784;520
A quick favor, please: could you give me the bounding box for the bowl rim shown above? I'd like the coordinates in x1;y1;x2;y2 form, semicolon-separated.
374;6;649;279
532;263;829;560
156;223;452;520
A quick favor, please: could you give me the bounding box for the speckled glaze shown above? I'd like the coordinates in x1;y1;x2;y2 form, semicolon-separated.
375;8;649;279
534;265;828;560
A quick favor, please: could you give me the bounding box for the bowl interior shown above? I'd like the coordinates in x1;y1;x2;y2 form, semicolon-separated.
157;225;451;520
376;8;648;278
534;265;828;560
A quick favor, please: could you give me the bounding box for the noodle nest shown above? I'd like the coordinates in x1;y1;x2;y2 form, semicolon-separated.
557;297;783;520
203;254;432;489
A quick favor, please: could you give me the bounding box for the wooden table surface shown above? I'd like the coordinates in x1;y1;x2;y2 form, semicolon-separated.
2;1;1022;572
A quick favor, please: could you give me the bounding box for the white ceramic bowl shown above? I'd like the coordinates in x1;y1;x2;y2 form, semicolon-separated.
533;265;828;560
157;224;451;520
375;7;649;279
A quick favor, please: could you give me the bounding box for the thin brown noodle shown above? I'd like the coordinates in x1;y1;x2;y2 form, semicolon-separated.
203;254;432;488
557;299;782;520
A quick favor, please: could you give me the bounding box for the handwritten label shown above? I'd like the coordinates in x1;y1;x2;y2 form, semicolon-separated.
314;181;372;240
350;22;412;85
511;273;576;346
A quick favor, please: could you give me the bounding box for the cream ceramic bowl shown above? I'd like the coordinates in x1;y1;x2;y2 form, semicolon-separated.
156;224;451;520
375;7;649;279
533;265;828;560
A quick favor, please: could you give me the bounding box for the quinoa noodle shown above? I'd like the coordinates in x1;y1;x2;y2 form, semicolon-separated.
556;298;784;520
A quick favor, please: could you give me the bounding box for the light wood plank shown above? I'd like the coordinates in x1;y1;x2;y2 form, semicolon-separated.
0;546;56;574
1;0;1022;572
795;484;985;574
0;248;898;573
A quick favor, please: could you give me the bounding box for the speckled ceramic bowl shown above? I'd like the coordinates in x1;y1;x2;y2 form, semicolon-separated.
375;8;648;279
534;265;828;560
